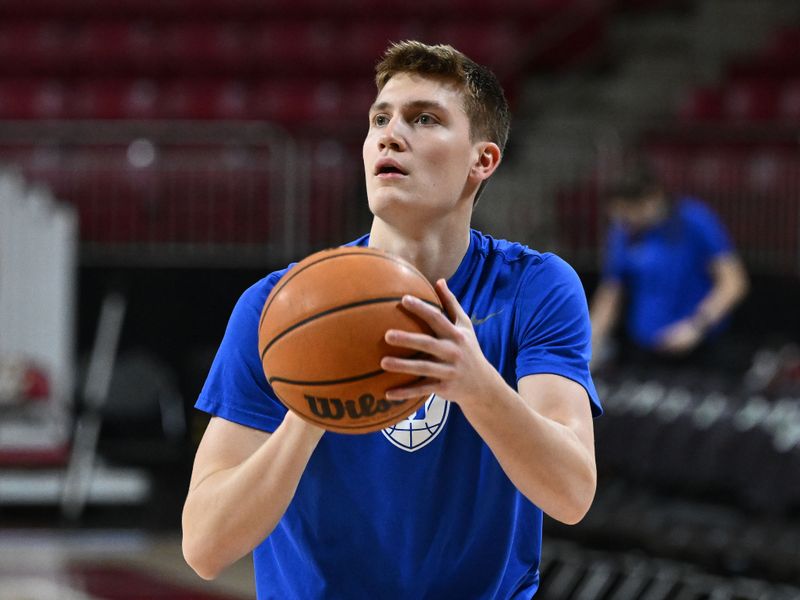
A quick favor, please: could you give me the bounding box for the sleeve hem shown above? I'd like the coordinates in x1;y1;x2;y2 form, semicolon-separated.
516;369;603;418
195;394;285;433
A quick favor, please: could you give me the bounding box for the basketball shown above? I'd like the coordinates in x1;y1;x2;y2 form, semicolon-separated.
258;246;443;434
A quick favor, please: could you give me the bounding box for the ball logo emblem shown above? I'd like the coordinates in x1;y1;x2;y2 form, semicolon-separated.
381;394;450;452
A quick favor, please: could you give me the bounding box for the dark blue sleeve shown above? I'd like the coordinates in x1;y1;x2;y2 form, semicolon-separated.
514;255;602;417
195;274;288;433
686;199;733;259
601;224;627;283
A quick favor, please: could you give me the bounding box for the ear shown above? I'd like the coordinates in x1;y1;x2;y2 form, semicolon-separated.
470;142;502;183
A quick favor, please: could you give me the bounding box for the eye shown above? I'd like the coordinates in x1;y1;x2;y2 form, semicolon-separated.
372;114;389;127
415;113;437;125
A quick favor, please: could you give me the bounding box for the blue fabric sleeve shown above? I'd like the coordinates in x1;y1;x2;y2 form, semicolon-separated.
514;255;602;417
685;199;733;259
195;274;288;433
601;224;627;282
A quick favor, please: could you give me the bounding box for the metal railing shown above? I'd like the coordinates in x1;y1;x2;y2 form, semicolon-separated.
496;123;800;277
0;120;366;267
1;120;797;275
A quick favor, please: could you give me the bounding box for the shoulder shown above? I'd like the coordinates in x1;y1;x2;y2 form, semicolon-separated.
676;197;720;224
241;266;290;306
232;265;294;329
472;229;548;269
471;230;584;300
518;254;586;314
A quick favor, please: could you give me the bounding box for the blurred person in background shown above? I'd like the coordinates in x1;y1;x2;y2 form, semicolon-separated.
590;162;749;372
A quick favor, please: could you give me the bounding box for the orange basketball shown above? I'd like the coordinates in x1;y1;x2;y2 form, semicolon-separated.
258;246;443;434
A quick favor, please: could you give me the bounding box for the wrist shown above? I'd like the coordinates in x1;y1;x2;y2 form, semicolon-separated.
282;410;326;442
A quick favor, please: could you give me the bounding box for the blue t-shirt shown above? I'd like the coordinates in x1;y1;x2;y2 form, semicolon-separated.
197;229;601;600
602;198;734;349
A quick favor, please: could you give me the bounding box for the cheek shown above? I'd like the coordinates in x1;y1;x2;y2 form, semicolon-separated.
424;144;468;175
362;142;376;179
362;138;371;165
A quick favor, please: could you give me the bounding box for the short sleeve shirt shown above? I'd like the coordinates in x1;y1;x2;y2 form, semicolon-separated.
197;229;601;599
602;198;733;348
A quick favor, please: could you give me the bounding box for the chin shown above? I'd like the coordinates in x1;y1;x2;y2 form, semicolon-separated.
368;187;451;225
367;190;415;219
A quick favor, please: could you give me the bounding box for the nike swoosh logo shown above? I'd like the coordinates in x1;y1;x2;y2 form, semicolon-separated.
470;308;504;326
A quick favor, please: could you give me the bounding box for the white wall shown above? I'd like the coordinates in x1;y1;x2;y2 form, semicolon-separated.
0;169;77;450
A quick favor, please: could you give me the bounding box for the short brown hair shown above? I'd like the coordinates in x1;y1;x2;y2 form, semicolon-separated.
375;41;511;202
605;161;662;204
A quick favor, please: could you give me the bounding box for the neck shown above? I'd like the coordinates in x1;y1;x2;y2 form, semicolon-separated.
368;214;472;283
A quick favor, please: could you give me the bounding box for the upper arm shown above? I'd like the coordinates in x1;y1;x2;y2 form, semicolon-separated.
188;416;271;493
709;253;748;287
515;256;602;417
518;373;595;459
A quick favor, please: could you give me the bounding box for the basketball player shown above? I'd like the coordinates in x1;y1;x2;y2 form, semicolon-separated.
590;163;749;371
183;41;601;599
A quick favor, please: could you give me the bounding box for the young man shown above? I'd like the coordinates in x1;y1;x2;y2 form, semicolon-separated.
590;163;749;370
183;41;601;599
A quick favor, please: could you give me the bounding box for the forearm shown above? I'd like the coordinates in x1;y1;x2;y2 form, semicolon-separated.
692;265;749;330
459;370;596;525
589;282;621;347
182;413;323;579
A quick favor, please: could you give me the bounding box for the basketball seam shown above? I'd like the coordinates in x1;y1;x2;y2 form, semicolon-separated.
269;368;384;386
260;296;442;360
267;352;425;386
259;249;436;330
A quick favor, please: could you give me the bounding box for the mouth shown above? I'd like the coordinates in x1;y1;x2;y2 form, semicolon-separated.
374;160;408;178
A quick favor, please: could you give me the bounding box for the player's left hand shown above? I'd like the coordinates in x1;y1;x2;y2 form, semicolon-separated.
654;318;704;354
381;278;498;406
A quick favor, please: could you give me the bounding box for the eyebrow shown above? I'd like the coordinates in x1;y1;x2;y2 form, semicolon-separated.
369;99;449;114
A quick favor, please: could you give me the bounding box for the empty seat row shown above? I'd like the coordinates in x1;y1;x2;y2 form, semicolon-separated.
0;0;581;19
644;143;800;192
0;20;544;78
2;141;362;245
0;79;379;123
678;78;800;122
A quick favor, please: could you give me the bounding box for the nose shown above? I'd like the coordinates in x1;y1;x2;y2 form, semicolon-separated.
378;117;406;152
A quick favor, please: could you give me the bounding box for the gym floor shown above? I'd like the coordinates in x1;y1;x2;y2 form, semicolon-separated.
0;529;255;600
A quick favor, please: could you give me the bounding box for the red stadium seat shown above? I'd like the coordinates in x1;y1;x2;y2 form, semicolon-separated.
72;21;160;75
778;79;800;121
645;144;691;189
251;22;339;74
342;81;377;121
0;21;69;74
746;148;797;194
149;149;273;244
67;79;159;119
435;22;523;72
249;80;319;123
338;22;426;74
677;87;724;121
162;22;248;74
0;79;66;119
723;79;779;121
689;146;747;194
159;79;248;120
